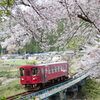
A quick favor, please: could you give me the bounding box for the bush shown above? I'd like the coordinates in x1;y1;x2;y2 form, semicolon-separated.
0;71;8;77
6;73;13;78
26;60;37;65
0;80;2;85
82;79;100;100
0;95;6;100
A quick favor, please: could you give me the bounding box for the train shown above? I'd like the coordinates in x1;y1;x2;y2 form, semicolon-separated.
19;61;69;91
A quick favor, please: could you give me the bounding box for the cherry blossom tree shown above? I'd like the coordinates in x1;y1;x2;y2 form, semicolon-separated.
0;0;100;52
0;0;100;78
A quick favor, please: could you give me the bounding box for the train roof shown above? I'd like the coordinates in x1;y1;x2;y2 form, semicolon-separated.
36;61;67;66
20;61;67;68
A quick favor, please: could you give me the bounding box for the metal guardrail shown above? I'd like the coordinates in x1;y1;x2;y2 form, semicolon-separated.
15;72;90;100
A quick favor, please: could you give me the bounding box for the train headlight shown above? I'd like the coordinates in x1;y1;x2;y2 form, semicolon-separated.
21;78;24;81
33;78;36;80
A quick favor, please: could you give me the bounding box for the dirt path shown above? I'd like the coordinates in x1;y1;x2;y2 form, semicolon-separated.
0;78;18;87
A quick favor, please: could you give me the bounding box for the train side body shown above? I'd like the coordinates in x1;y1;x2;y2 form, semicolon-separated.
45;63;68;82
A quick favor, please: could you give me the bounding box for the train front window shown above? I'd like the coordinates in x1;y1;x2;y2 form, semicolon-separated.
26;70;30;76
20;68;24;76
31;68;38;76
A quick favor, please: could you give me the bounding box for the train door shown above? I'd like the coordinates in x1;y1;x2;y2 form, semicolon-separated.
66;64;69;75
41;68;45;83
25;69;32;84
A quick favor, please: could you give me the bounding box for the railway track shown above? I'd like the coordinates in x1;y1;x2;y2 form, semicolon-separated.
6;77;72;100
6;91;33;100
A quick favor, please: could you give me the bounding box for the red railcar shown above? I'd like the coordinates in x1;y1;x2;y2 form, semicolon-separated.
19;61;69;90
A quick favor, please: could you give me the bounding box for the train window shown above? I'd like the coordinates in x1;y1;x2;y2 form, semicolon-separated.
63;65;64;70
59;66;60;71
50;67;52;73
20;68;24;76
52;67;53;73
50;67;51;74
31;68;38;76
55;66;57;72
56;66;58;72
58;66;60;71
61;66;63;71
54;67;55;73
57;66;58;72
53;67;55;73
59;66;61;71
26;70;30;76
52;67;54;73
63;65;65;70
60;66;61;71
48;67;50;74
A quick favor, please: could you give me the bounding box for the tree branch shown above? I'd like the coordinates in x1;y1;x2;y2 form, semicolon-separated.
78;14;93;23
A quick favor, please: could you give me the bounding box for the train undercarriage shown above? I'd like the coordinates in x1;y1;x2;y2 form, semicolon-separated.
24;76;67;91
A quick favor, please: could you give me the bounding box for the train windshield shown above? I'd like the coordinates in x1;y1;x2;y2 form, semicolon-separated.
31;68;38;76
26;70;30;76
20;68;24;76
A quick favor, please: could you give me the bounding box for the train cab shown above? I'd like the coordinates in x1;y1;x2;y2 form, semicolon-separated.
19;65;42;90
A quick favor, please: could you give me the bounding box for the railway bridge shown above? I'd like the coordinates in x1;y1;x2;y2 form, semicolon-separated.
15;72;90;100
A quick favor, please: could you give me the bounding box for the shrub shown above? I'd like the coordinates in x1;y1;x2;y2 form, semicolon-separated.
0;95;6;100
0;71;8;77
26;60;37;65
6;73;13;78
0;80;2;85
82;79;100;100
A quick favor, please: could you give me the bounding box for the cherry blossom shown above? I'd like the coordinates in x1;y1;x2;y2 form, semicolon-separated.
0;0;100;52
0;0;100;79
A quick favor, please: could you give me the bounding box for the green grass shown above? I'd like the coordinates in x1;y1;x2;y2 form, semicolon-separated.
0;71;19;78
3;60;39;65
0;95;6;100
0;79;25;97
0;71;9;77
